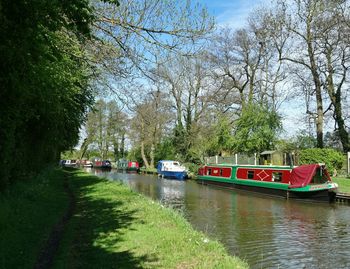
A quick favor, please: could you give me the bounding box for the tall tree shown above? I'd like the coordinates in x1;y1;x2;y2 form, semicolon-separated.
154;53;212;160
83;99;126;160
269;0;350;151
129;89;172;168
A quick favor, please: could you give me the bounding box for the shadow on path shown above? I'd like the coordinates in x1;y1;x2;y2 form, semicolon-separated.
54;169;158;268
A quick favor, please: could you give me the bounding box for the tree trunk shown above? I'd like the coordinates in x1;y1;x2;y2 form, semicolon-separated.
141;141;150;168
150;144;155;168
334;96;350;152
79;138;89;160
325;48;350;152
306;16;324;148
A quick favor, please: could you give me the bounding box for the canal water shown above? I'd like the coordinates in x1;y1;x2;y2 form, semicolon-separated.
90;169;350;269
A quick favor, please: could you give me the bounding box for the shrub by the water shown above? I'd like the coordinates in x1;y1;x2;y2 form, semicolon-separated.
299;148;344;176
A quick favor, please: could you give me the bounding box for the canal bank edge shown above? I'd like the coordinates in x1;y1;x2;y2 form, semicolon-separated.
0;167;248;268
56;169;248;268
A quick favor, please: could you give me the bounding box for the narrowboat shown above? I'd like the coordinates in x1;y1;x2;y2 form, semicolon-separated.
157;160;188;180
92;159;112;169
197;163;338;202
60;159;78;168
79;159;93;168
117;159;140;172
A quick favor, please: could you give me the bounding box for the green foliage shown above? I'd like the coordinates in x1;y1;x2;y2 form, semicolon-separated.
294;131;317;149
206;116;234;155
83;99;127;160
172;123;187;159
299;148;345;174
0;0;96;188
61;150;80;160
232;104;283;154
155;138;176;161
183;162;201;174
127;146;144;166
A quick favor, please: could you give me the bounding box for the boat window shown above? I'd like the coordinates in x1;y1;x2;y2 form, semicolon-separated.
272;172;282;182
220;169;223;176
207;168;212;176
247;171;254;179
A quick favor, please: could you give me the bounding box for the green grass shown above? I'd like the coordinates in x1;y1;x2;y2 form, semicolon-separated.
139;167;157;174
333;177;350;193
54;170;248;268
0;167;248;268
0;167;69;268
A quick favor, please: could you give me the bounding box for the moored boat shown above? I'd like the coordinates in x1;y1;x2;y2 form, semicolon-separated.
79;159;93;168
117;159;140;172
60;159;78;168
197;163;338;202
157;160;188;180
92;159;112;169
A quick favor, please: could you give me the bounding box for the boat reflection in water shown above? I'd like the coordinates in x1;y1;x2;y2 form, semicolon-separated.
89;169;350;269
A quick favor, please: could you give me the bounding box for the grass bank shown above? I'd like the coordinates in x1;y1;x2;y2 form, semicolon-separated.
0;167;69;268
333;177;350;193
54;169;247;268
0;168;248;268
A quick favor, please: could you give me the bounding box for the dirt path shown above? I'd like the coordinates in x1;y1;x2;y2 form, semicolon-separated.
34;173;75;269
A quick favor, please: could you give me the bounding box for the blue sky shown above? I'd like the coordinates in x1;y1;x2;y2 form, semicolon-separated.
201;0;265;29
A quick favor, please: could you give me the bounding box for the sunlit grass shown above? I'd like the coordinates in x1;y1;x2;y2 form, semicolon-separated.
333;177;350;193
139;167;157;174
54;170;248;268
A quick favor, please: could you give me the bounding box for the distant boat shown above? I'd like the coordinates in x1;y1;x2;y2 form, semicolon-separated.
79;159;93;168
117;159;140;172
92;159;112;169
157;160;187;180
60;159;78;168
197;163;338;202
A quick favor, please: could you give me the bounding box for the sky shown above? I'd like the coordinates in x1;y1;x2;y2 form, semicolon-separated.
201;0;265;29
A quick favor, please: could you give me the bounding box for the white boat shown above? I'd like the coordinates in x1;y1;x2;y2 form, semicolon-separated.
157;160;188;180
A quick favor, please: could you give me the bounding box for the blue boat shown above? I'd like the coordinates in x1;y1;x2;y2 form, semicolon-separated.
157;160;188;180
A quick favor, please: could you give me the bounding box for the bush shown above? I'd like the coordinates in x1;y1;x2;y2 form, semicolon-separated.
299;148;345;176
183;162;201;174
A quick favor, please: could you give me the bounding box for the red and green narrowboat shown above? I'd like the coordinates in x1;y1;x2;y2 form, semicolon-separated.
197;163;338;202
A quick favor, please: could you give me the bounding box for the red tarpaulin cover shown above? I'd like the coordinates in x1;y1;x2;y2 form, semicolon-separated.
289;164;323;188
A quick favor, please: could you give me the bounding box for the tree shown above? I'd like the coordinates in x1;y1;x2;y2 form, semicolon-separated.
206;115;235;156
232;103;282;155
208;21;286;115
0;0;96;188
269;0;350;150
129;89;172;168
91;0;214;107
83;99;126;160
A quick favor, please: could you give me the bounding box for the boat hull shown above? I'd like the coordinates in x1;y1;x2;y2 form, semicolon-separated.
159;171;187;180
93;164;112;169
197;178;336;202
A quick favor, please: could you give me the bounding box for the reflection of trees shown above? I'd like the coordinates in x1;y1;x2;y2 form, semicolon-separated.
231;194;276;267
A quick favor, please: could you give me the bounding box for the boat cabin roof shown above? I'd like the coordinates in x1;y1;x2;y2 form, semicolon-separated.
159;160;181;165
